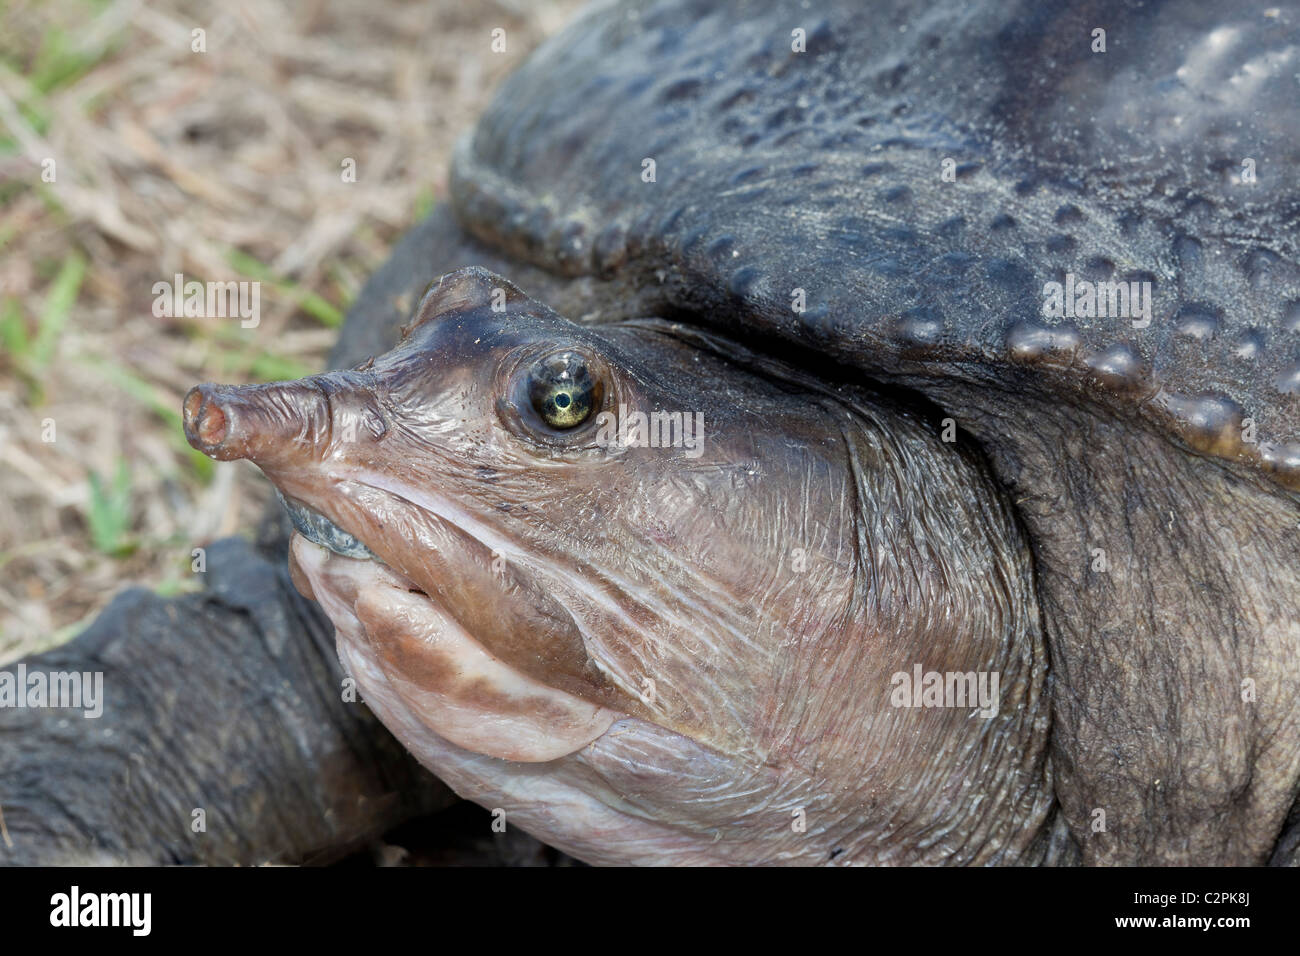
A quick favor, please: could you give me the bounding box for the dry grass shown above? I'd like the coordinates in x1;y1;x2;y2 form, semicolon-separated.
0;0;583;662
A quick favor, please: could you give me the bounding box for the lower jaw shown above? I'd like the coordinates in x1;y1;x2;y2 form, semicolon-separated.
288;533;620;762
277;490;376;559
286;529;422;603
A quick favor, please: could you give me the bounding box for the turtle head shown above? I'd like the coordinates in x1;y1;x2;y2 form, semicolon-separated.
184;267;1052;864
182;267;847;761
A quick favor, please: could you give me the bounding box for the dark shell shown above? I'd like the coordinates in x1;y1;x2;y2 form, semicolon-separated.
450;0;1300;490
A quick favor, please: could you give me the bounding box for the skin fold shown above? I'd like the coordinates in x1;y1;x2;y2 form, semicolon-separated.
183;267;1058;864
9;0;1296;866
435;0;1300;864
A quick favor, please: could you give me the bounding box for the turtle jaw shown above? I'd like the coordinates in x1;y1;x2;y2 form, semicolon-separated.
266;482;629;764
287;531;620;763
277;490;376;561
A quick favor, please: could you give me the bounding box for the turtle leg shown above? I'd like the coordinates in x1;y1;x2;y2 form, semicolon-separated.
0;530;451;865
1269;796;1300;866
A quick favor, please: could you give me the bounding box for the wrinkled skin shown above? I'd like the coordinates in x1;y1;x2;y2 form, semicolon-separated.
0;533;452;866
5;0;1299;866
439;0;1300;864
183;268;1057;864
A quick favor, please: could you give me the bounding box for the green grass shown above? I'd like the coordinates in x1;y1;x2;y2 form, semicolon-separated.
0;295;28;354
0;14;123;141
76;356;216;482
31;250;84;367
28;26;105;95
57;252;324;483
0;178;28;209
413;185;436;220
2;251;86;402
247;352;314;381
12;93;50;137
225;248;346;328
32;181;69;219
85;457;135;557
204;319;315;380
0;215;19;251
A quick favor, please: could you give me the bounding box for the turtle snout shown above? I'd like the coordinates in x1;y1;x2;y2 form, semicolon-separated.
183;385;230;451
183;380;329;464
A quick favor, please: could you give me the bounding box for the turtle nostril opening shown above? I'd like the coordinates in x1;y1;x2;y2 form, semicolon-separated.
184;387;228;447
199;403;227;445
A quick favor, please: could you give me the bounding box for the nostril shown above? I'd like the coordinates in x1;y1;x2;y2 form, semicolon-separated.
183;387;228;447
198;402;227;446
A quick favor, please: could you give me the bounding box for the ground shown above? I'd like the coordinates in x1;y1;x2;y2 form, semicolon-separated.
0;0;582;661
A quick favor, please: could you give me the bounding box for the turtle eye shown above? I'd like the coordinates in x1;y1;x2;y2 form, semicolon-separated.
526;351;603;429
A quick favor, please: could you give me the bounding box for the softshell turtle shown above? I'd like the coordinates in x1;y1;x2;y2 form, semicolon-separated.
5;0;1299;866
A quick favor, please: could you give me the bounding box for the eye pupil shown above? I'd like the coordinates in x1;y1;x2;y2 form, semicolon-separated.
526;351;603;430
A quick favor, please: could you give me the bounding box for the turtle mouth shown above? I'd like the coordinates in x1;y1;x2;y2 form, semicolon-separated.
277;478;629;763
288;527;621;763
276;490;377;560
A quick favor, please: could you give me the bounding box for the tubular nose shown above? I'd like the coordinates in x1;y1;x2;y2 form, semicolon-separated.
182;379;330;464
183;372;377;465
